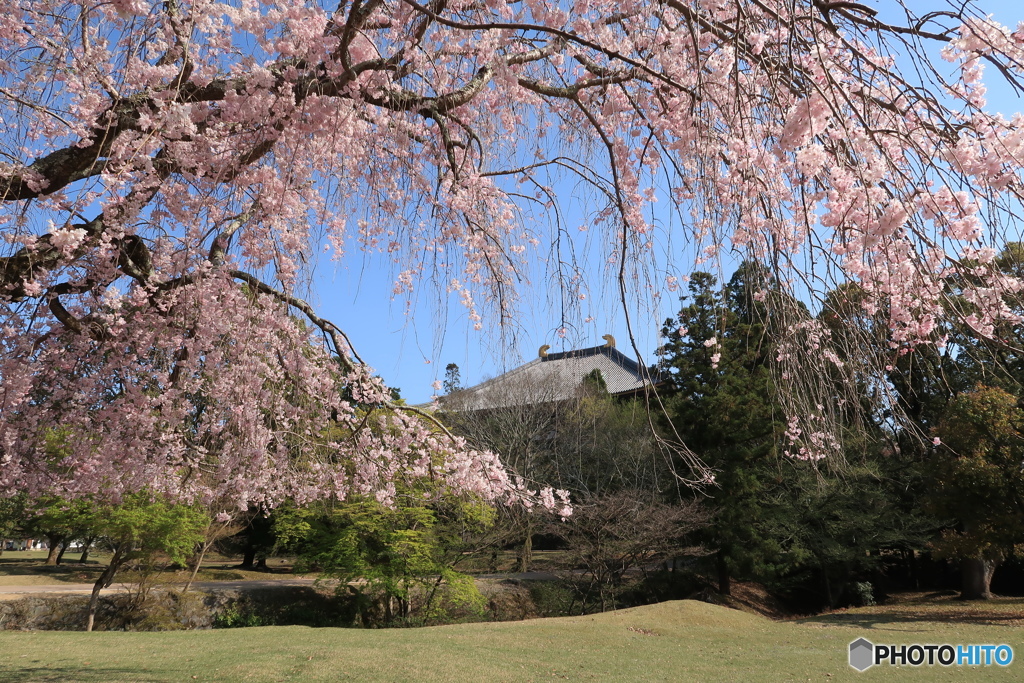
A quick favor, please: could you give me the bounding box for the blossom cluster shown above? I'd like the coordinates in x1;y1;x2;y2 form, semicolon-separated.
1;0;1023;499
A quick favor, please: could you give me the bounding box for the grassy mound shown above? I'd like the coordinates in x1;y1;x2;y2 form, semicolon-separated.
2;598;1022;682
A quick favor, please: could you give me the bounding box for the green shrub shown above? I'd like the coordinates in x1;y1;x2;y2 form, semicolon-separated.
528;580;583;617
851;581;876;607
213;603;267;629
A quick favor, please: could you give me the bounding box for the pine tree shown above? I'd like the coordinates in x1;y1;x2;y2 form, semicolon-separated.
658;266;781;596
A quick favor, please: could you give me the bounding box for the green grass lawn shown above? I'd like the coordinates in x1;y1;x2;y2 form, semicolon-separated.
2;598;1022;682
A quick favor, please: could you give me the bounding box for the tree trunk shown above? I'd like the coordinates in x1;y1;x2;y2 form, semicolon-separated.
716;550;731;596
516;531;533;573
398;595;410;620
78;538;94;564
183;541;213;593
55;541;68;565
86;549;124;632
902;549;919;589
44;535;64;565
960;557;998;600
239;547;256;569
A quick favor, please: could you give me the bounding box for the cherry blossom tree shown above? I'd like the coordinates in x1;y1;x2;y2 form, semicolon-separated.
2;0;1023;503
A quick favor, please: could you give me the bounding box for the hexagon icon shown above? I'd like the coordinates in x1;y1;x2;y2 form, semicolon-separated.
849;638;874;671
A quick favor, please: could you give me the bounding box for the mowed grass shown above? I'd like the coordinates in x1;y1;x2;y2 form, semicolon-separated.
2;599;1024;682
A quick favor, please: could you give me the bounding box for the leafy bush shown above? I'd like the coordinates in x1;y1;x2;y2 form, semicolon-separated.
851;582;876;607
282;495;493;627
212;604;267;629
527;581;583;618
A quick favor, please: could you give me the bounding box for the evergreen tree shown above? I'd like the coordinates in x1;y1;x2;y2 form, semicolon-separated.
659;265;937;606
657;266;781;596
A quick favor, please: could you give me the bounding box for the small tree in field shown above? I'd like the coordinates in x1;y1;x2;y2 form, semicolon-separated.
85;495;208;631
24;498;96;566
545;491;708;613
1;1;1024;504
931;385;1024;600
282;496;492;626
182;509;244;593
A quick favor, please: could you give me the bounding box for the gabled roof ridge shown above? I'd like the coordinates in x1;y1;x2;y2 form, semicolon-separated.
542;344;643;372
542;343;609;361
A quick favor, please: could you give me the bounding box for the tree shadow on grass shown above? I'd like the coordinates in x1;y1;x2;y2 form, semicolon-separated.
797;600;1024;631
0;558;103;583
0;666;164;682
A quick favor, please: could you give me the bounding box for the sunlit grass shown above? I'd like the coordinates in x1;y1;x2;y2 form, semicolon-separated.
2;599;1023;682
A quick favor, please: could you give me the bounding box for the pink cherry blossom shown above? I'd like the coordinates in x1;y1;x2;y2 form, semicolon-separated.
0;1;1020;502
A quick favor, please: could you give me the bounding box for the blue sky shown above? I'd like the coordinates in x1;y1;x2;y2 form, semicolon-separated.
311;0;1024;404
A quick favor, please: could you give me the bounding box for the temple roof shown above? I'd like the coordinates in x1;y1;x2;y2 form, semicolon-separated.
437;343;658;412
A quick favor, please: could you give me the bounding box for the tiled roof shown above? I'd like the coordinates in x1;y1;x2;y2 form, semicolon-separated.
438;344;658;412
